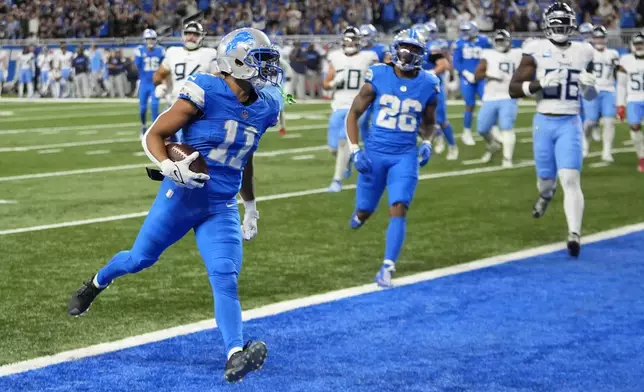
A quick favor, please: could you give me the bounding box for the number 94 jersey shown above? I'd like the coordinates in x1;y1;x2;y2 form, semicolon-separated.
162;46;218;99
178;73;282;200
522;39;593;115
328;50;379;110
366;64;440;154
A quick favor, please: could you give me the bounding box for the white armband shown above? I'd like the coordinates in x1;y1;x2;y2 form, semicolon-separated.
522;81;534;97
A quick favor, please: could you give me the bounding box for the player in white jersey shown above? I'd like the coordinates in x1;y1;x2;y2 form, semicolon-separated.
616;32;644;173
474;29;522;167
0;47;7;98
323;26;379;192
37;48;54;97
153;22;217;101
17;46;35;99
581;26;619;161
509;2;597;257
55;43;74;98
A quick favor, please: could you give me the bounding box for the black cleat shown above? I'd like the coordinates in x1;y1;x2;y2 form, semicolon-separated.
68;275;108;316
224;340;267;383
567;233;581;258
532;189;556;218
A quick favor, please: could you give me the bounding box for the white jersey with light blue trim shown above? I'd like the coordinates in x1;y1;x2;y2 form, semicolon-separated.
481;48;522;101
619;54;644;103
365;64;440;154
328;49;379;110
162;46;218;99
177;73;281;199
522;39;593;115
18;53;35;70
591;47;619;92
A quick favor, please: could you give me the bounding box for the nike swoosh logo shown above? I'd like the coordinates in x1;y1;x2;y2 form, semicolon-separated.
226;202;236;208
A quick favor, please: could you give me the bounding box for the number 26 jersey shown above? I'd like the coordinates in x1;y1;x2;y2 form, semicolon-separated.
162;46;218;100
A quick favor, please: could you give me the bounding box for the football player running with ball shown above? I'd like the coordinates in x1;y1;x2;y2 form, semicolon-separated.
616;32;644;172
346;29;440;288
509;2;597;257
67;28;284;383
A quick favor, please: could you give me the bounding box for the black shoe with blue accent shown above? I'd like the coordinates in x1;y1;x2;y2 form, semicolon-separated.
68;275;108;317
224;340;268;383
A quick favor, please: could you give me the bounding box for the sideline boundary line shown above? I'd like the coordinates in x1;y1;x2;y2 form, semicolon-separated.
0;222;641;377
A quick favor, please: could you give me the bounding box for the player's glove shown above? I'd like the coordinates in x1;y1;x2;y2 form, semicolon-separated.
418;141;432;167
155;84;168;99
617;106;626;121
462;70;476;84
579;69;596;87
538;69;566;89
242;209;259;241
350;148;372;174
159;151;210;189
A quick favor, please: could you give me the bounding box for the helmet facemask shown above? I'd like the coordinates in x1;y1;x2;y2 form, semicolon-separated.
632;35;644;57
245;47;284;88
342;35;360;55
545;14;576;43
393;42;424;72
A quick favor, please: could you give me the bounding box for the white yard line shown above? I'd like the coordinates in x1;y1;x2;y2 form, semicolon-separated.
0;123;139;136
37;149;62;154
0;200;18;204
282;133;301;139
0;164;150;183
85;150;111;155
77;130;99;135
589;161;611;168
624;140;634;146
291;154;316;160
0;111;136;123
0;138;139;152
0;221;640;377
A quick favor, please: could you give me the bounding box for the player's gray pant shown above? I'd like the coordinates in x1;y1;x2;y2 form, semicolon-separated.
73;72;90;98
108;74;125;98
288;71;306;100
306;69;320;99
90;72;104;96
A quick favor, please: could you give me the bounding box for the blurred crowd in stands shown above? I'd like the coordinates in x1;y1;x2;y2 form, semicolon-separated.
1;0;643;40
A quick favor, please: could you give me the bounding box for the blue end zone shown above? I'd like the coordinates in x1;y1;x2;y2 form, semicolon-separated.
3;232;644;391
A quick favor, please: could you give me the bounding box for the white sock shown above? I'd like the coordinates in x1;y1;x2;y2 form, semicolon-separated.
501;130;516;161
558;169;584;235
583;120;595;137
27;82;34;98
464;128;472;134
18;83;24;98
333;139;350;181
92;274;108;289
227;347;242;360
53;82;61;98
602;118;615;156
537;177;556;199
631;130;644;159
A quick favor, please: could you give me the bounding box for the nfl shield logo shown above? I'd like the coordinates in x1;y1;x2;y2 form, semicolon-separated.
241;110;249;119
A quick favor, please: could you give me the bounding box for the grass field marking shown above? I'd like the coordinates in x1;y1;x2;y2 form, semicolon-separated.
291;154;316;160
282;133;301;139
0;111;14;116
0;221;641;378
0;123;140;136
589;161;611;168
37;149;62;154
77;130;98;135
0;163;150;183
0;200;18;204
85;150;111;155
623;140;633;146
0;111;140;123
0;138;139;152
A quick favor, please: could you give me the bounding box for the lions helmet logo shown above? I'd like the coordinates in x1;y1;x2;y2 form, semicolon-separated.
226;31;255;55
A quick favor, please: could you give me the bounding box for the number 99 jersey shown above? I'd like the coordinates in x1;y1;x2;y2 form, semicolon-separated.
522;39;594;115
328;49;379;110
162;46;218;100
178;73;282;200
365;64;440;154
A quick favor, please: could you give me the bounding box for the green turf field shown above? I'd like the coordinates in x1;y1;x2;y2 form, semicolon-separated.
0;99;642;365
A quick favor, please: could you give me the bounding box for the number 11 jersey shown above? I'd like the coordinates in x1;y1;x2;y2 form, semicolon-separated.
162;46;218;100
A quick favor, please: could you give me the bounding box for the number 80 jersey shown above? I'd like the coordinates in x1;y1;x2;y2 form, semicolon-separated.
366;64;440;154
522;39;594;115
161;46;218;100
328;49;379;110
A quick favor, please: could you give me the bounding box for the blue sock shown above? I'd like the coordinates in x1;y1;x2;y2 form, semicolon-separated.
209;272;243;354
151;100;159;121
442;123;456;146
96;250;156;286
464;111;473;129
384;216;407;263
139;105;147;126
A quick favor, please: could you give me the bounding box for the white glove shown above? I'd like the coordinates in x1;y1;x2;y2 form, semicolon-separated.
159;151;210;189
331;71;345;88
462;70;476;84
155;84;168;98
242;209;259;241
579;69;596;87
538;69;566;89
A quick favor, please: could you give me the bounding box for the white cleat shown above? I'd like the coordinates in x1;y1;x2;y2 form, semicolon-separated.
592;127;601;142
328;180;342;193
601;152;614;163
446;145;459;161
481;142;501;163
434;135;446;155
461;130;476;146
502;159;513;168
375;261;396;288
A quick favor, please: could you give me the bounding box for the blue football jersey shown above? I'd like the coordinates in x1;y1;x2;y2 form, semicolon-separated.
453;35;490;73
178;73;281;199
362;43;388;63
365;64;440;154
135;45;165;85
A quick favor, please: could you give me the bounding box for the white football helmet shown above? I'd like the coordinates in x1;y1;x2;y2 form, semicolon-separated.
632;32;644;57
217;28;283;89
143;29;157;48
183;21;205;50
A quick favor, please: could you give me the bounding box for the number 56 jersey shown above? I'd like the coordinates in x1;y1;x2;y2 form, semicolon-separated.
522;39;594;115
366;64;440;154
619;53;644;103
178;73;282;200
162;46;218;100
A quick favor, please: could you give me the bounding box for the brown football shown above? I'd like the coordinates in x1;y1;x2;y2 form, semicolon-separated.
165;143;209;175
